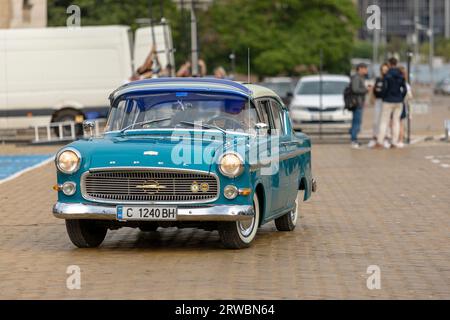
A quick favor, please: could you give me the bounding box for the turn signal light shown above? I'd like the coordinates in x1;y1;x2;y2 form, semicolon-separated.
238;188;252;196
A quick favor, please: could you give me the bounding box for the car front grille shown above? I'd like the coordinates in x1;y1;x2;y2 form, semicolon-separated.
81;169;219;203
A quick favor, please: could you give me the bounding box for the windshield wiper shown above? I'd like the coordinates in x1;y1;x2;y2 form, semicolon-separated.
177;121;226;135
119;117;171;134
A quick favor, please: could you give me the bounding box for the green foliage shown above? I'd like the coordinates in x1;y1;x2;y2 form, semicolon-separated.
47;0;361;77
48;0;179;31
420;38;450;62
201;0;360;76
352;40;373;60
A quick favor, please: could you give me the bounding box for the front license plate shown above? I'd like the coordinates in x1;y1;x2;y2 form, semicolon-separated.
117;206;177;221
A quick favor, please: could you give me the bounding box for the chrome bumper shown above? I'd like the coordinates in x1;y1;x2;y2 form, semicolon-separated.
53;202;254;222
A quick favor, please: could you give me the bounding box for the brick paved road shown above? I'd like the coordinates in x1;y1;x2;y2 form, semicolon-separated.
0;143;449;299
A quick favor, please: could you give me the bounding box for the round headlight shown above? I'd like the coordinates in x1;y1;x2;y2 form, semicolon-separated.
219;152;244;178
56;148;81;174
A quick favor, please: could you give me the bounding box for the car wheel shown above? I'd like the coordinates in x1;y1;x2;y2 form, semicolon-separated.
138;222;159;232
275;191;300;231
218;193;260;249
65;219;107;248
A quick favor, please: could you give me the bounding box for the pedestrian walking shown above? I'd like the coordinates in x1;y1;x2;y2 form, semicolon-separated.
375;57;407;149
349;63;370;149
368;63;389;148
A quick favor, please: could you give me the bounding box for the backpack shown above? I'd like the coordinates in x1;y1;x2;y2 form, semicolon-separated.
373;77;384;99
343;85;358;111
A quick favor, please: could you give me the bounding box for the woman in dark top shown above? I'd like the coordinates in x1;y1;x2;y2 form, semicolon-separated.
368;63;389;148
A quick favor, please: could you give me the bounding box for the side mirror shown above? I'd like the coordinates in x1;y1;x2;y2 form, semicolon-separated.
83;120;95;138
255;122;269;135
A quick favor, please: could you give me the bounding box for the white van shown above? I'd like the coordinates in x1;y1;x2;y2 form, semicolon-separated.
0;24;174;131
0;26;132;130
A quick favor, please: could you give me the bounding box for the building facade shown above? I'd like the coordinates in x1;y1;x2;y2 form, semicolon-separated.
357;0;450;41
0;0;47;29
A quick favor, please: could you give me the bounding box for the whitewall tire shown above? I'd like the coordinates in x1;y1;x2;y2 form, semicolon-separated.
219;193;260;249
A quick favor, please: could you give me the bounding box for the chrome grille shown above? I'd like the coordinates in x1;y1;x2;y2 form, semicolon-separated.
81;169;219;203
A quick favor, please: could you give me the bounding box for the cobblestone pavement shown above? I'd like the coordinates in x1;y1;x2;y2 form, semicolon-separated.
0;142;449;299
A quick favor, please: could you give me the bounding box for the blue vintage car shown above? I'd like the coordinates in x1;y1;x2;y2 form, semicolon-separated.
53;78;316;249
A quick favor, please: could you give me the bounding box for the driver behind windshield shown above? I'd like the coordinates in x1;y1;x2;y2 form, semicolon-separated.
107;92;257;133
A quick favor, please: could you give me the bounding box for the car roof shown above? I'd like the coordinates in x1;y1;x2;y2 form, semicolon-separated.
299;74;350;82
110;78;281;102
243;83;280;100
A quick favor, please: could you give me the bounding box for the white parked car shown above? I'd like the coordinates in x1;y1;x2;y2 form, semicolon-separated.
289;75;351;129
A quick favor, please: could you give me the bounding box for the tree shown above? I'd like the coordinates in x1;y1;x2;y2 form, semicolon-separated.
199;0;361;77
420;38;450;62
47;0;361;77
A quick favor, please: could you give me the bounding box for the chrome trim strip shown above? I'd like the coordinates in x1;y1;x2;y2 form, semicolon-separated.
249;147;311;171
53;202;254;222
278;148;311;161
80;167;220;205
105;128;251;136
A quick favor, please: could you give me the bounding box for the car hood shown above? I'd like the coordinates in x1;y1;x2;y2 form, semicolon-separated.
291;94;344;108
66;132;249;173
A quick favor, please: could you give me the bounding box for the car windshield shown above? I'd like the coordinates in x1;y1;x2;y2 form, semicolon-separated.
105;92;258;133
297;80;348;95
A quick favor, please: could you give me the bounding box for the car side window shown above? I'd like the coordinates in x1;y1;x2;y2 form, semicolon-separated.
255;100;270;127
269;99;285;135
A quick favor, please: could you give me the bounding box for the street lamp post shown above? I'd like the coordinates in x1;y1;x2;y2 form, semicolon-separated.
190;0;199;77
229;52;236;79
406;51;413;144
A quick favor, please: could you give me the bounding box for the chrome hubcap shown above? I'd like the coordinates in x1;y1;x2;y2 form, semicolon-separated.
238;216;255;237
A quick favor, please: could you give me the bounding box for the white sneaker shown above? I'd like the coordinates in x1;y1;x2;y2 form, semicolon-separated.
396;142;405;148
383;140;391;149
351;142;361;149
367;139;377;148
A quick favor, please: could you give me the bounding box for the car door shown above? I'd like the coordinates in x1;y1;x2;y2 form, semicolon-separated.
254;98;287;215
267;98;292;213
273;99;302;209
254;99;277;215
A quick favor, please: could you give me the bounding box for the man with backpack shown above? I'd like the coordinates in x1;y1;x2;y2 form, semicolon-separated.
347;63;370;149
375;57;407;148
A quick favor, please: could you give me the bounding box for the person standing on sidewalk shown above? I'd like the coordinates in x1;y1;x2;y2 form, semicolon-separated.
397;65;413;148
350;63;370;148
368;63;389;148
375;57;407;149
